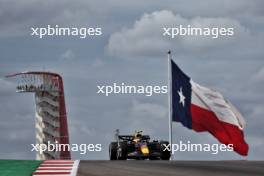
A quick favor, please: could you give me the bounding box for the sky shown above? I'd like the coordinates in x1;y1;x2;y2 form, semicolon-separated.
0;0;263;160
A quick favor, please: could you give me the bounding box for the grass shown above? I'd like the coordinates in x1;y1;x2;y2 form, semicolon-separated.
0;160;42;176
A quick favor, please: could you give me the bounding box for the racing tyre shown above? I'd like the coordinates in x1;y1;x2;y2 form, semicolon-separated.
117;142;128;160
109;142;118;160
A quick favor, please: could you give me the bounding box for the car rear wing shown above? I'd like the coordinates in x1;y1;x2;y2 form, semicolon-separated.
118;135;150;142
114;129;150;142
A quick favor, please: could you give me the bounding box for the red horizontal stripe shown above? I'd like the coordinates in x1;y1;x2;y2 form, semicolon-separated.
33;172;71;175
44;161;74;164
44;161;73;162
191;104;248;156
40;165;73;167
37;168;72;170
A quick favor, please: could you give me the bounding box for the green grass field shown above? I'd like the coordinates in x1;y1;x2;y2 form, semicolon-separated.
0;160;42;176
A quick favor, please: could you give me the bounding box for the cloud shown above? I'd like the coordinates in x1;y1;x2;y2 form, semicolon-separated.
60;49;75;61
107;10;253;58
252;67;264;82
91;59;104;68
1;0;263;38
131;100;166;117
0;78;36;159
0;78;16;97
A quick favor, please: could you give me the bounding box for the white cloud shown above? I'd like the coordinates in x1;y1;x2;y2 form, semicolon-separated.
0;0;262;38
107;10;250;58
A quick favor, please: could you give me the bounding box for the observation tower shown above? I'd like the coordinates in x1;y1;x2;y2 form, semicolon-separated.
7;72;71;160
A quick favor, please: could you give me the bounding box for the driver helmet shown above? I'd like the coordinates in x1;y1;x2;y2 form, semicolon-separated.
133;131;143;143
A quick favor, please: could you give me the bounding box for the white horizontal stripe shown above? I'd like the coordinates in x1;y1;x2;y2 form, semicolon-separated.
191;91;208;110
43;160;73;162
191;80;246;129
43;162;74;164
41;164;73;166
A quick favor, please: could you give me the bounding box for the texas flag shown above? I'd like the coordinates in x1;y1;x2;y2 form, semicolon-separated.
171;60;248;156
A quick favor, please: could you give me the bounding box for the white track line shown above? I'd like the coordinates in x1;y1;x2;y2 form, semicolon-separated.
71;160;80;176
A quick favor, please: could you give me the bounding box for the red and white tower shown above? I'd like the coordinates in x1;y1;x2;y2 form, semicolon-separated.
7;72;71;160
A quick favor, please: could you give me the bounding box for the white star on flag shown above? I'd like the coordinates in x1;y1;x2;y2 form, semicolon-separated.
178;87;185;107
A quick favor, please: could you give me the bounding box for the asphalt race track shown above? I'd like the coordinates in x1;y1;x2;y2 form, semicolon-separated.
77;160;264;176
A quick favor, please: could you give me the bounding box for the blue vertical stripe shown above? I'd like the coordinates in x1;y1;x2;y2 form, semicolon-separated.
171;60;192;129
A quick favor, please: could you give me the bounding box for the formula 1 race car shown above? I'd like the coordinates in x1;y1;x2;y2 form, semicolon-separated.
109;129;171;160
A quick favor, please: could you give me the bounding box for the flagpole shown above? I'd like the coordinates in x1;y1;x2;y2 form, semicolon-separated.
167;50;173;160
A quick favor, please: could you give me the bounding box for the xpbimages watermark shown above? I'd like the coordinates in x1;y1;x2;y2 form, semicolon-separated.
31;141;102;155
162;141;234;154
163;25;234;39
31;25;102;39
97;83;168;96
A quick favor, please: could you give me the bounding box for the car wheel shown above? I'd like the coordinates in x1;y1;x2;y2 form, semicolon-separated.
117;142;127;160
109;142;118;160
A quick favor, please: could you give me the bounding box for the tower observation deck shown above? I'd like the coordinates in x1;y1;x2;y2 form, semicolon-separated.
7;72;71;160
